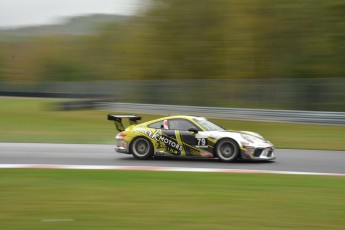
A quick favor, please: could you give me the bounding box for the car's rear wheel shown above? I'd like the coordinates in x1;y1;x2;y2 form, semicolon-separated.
215;139;239;162
130;137;154;160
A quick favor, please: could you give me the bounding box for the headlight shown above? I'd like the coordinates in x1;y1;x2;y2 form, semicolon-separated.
241;134;260;143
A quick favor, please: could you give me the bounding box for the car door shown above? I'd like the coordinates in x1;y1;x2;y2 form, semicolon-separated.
161;118;210;157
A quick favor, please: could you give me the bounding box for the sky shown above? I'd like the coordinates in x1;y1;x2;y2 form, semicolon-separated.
0;0;145;28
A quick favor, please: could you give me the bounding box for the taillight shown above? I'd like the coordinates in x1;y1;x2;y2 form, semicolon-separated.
116;132;127;139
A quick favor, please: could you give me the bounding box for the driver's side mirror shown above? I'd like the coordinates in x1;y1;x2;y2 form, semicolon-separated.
188;128;198;134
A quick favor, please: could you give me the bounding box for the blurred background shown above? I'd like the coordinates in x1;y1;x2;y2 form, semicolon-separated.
1;3;345;229
0;0;344;111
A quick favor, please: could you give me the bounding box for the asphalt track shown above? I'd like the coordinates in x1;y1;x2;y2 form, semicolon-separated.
0;143;344;174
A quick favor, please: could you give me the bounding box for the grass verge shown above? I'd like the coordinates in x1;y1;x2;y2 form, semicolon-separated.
0;97;344;150
0;169;344;230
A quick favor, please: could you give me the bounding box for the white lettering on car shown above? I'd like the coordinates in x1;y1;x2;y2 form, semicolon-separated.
137;128;183;152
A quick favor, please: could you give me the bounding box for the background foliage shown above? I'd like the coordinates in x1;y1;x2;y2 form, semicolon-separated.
1;0;344;82
0;1;344;110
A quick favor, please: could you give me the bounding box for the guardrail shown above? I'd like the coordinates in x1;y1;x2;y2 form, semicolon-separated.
1;78;345;111
102;103;345;125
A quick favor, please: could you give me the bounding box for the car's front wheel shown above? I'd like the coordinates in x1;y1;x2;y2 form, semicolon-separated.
130;137;154;160
215;138;239;162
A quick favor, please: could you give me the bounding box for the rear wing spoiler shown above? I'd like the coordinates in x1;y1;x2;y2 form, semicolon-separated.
107;114;141;132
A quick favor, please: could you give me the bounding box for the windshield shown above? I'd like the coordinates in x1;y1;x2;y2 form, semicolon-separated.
193;118;225;131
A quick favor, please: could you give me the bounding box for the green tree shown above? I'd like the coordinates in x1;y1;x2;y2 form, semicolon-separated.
120;0;345;80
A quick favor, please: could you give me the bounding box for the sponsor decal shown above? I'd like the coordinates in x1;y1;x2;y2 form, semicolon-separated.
137;128;183;152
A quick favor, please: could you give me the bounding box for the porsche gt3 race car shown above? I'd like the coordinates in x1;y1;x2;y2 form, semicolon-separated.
107;114;275;162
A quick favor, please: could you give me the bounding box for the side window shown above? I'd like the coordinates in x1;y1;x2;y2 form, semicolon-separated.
148;121;163;129
168;119;200;131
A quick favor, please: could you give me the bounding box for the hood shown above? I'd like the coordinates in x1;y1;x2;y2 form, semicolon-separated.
207;130;264;140
238;131;264;140
201;130;272;148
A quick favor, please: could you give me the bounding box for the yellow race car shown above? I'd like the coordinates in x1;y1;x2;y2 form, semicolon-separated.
108;114;275;162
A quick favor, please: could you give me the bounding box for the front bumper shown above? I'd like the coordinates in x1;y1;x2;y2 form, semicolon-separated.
241;146;276;161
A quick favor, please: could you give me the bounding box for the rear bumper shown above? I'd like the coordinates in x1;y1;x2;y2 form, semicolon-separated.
114;146;129;153
114;139;130;154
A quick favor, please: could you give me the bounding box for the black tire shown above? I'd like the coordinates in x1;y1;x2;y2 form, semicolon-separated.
130;137;154;160
215;138;239;162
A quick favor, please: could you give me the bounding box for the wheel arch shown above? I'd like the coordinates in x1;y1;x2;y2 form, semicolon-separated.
129;135;152;149
128;135;156;155
214;137;241;161
214;137;240;152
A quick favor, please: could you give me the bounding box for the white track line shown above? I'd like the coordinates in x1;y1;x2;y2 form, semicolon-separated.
0;164;344;177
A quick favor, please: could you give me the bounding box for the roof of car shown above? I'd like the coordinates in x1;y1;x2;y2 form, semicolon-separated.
160;115;204;120
141;115;205;125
